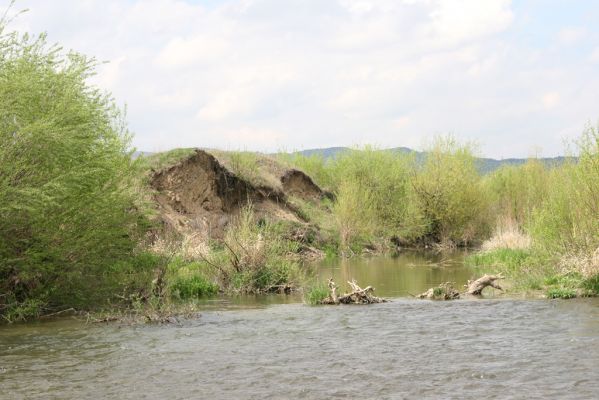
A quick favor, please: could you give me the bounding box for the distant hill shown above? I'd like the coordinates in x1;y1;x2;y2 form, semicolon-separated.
135;147;571;174
293;147;572;174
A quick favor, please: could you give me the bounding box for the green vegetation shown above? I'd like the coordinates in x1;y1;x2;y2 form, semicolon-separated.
207;205;303;293
285;129;598;298
1;8;598;322
166;258;219;299
137;148;196;172
411;137;489;246
281;139;489;252
0;21;160;321
304;283;329;305
226;151;261;183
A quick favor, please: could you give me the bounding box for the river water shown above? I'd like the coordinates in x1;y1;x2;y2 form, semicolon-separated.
1;253;599;399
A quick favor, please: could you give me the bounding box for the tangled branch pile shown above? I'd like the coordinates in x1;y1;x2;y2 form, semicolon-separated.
319;278;387;304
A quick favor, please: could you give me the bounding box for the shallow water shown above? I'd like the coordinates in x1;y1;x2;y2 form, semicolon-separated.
317;251;475;297
2;253;599;399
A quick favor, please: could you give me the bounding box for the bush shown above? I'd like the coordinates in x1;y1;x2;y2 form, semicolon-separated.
531;125;599;257
0;23;150;318
201;204;302;293
411;136;490;245
484;160;550;227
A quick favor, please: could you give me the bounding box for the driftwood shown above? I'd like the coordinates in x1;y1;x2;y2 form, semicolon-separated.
465;274;503;295
320;278;387;305
417;274;504;300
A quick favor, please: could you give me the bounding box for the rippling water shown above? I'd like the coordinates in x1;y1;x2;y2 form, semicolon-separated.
2;254;599;399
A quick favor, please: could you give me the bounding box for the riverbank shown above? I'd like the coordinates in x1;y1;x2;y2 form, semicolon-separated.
466;248;599;299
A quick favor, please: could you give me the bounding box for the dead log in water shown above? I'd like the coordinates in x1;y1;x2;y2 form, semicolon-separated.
320;278;387;304
465;274;504;295
416;274;505;300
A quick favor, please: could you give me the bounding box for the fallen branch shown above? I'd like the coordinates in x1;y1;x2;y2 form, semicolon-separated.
417;274;505;301
39;308;76;319
319;278;387;304
465;274;504;295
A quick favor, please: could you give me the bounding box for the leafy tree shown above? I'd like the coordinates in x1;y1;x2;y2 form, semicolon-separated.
0;19;151;319
411;136;489;245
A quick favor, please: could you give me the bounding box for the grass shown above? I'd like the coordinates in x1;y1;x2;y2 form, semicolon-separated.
546;288;577;299
137;148;197;172
481;218;531;251
304;283;330;305
468;248;599;298
166;258;219;299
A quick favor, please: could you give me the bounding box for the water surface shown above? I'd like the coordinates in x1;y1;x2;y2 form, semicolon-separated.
1;253;598;399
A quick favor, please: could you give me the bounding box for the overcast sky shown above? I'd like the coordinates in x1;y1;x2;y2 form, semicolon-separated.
6;0;599;158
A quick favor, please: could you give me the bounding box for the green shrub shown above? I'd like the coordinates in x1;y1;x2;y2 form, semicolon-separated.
0;24;151;319
412;136;490;245
304;283;329;305
530;124;599;258
201;205;302;294
484;160;550;227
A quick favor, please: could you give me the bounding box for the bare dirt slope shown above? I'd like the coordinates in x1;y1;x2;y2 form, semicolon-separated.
151;149;323;240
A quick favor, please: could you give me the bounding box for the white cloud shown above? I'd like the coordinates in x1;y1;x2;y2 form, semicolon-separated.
556;26;587;45
7;0;599;158
155;36;230;69
542;92;560;109
429;0;513;45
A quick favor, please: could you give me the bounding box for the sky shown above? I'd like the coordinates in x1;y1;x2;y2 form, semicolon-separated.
5;0;599;158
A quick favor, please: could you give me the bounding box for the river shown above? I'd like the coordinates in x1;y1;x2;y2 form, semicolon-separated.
1;252;599;399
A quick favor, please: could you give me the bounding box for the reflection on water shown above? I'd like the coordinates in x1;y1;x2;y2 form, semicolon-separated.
317;251;477;297
1;253;599;399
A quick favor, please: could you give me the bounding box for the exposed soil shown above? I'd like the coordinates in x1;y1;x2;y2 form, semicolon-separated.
151;149;324;240
280;169;323;201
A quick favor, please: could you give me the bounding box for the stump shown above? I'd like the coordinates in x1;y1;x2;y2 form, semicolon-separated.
320;278;387;305
466;274;504;295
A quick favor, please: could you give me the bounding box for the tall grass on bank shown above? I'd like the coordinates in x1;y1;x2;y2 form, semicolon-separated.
470;124;599;297
481;217;531;252
163;205;303;295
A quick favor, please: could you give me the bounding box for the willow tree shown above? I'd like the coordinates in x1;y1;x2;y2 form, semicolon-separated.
0;23;150;319
411;136;490;246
